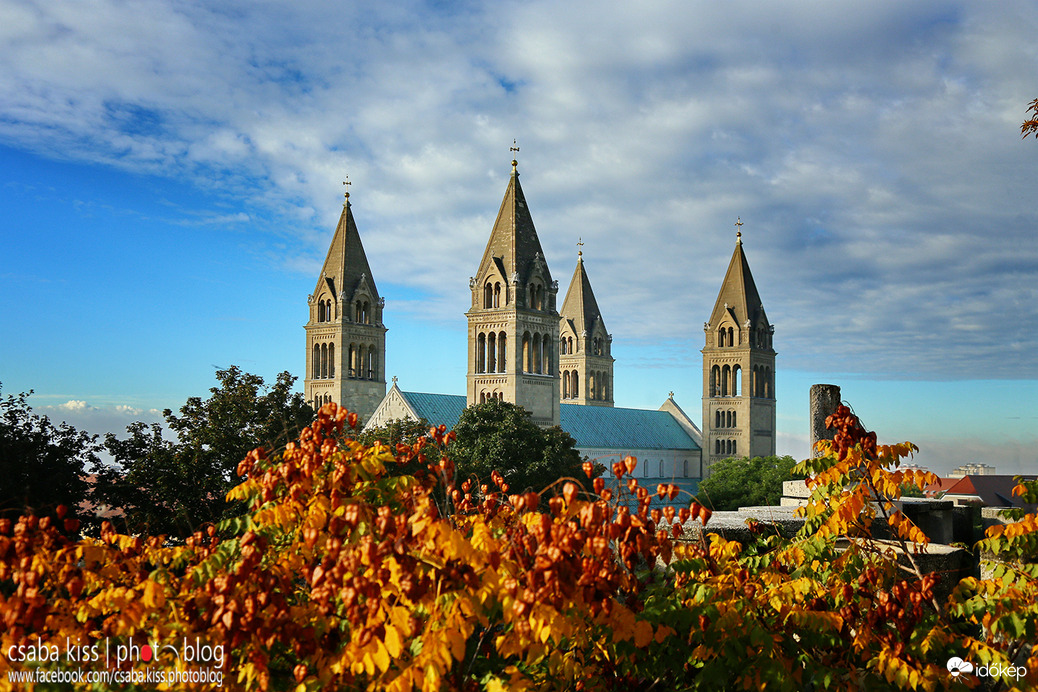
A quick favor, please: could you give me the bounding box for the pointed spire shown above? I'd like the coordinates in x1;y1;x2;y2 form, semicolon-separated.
560;248;605;336
474;152;551;286
707;225;765;330
314;188;379;303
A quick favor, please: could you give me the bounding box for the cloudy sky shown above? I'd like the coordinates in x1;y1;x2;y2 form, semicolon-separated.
1;0;1035;475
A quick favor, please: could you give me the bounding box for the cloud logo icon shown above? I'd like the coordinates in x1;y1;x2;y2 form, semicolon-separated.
946;657;974;677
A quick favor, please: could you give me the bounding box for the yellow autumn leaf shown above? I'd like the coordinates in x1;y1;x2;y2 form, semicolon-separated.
141;580;164;609
371;639;391;673
446;626;467;661
384;623;403;659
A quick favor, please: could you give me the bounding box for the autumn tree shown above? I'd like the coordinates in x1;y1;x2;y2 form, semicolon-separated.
696;454;800;510
1023;98;1038;140
0;385;100;525
449;398;585;493
4;403;1038;690
92;366;313;536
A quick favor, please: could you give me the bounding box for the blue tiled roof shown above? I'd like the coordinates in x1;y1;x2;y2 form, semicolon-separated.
402;392;467;428
560;405;700;451
400;392;699;452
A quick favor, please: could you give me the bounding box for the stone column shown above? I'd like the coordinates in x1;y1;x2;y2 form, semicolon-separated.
810;384;841;458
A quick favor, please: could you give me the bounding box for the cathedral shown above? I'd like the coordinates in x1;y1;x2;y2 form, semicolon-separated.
304;155;775;480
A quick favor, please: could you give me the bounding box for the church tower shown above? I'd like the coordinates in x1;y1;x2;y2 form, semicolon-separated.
466;153;560;426
702;224;775;470
559;248;614;406
304;185;387;421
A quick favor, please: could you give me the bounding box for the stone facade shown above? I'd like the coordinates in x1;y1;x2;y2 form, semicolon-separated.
465;160;560;426
701;232;776;470
304;197;387;421
313;158;776;476
559;253;614;407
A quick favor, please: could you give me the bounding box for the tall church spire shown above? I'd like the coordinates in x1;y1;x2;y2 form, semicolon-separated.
702;226;775;470
474;158;553;295
305;186;387;421
559;247;613;406
466;154;560;425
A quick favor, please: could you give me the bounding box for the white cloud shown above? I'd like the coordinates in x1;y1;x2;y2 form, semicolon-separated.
1;0;1036;382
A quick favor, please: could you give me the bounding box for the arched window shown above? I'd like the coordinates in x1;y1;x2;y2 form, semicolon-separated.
732;365;741;396
658;459;664;477
498;332;506;373
644;459;649;477
522;333;531;373
710;365;720;397
327;300;333;320
320;343;328;379
732;440;737;455
683;459;689;478
732;411;737;427
484;283;493;308
721;365;731;396
562;370;569;398
542;334;551;374
494;282;501;307
589;372;596;400
476;333;486;373
328;344;335;378
534;332;543;374
715;410;722;428
715;439;721;454
312;344;320;378
717;329;724;347
572;370;579;398
765;367;772;398
367;345;376;380
726;410;732;428
727;327;734;346
487;332;496;373
318;301;325;322
560;337;567;355
363;301;371;324
568;336;574;354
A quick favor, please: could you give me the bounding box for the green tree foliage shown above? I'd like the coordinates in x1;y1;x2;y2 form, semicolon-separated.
697;454;800;510
0;385;100;525
356;417;430;449
93;366;313;537
449;399;584;493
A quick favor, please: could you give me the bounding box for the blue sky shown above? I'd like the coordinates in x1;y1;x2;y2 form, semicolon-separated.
0;0;1035;476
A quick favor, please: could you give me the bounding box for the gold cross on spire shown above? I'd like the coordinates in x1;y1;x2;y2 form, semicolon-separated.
342;175;351;204
510;139;520;171
577;237;584;257
735;216;743;240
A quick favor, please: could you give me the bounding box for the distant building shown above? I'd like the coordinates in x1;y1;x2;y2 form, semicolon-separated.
949;463;996;478
926;475;1036;510
307;154;778;479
